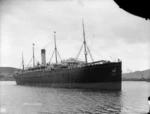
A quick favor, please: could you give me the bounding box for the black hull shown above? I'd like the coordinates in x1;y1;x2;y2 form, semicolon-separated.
14;62;122;90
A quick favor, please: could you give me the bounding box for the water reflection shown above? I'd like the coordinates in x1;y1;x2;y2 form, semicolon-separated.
1;81;149;114
31;88;123;113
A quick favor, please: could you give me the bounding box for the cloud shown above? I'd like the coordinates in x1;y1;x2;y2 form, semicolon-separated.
0;0;149;71
111;18;150;44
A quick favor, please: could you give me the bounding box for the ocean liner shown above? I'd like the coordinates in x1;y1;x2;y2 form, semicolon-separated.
13;21;122;90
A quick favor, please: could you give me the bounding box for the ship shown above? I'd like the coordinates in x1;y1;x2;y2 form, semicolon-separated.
13;21;122;90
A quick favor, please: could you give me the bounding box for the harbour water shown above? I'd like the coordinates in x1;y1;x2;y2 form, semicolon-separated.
0;81;149;114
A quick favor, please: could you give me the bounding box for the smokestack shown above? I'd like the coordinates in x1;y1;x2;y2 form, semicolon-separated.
41;49;46;66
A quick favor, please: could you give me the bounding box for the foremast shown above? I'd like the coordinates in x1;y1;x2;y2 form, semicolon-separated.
54;31;58;64
82;20;88;64
33;43;35;67
22;52;24;70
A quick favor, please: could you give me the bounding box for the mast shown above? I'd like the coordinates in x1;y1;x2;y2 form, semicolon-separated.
82;19;88;63
33;43;35;67
22;52;24;70
54;31;58;64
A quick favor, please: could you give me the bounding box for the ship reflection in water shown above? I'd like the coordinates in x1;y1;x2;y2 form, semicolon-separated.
0;81;148;114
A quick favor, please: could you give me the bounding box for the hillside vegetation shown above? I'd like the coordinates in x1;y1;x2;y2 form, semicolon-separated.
122;69;150;81
0;67;20;81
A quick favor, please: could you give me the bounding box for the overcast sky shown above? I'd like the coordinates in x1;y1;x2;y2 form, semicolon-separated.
0;0;150;72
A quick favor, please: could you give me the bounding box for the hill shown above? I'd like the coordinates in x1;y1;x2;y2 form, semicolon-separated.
0;67;20;81
122;69;150;81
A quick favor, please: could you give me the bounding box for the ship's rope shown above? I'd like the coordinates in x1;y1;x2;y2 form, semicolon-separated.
27;58;33;67
49;49;62;63
49;50;55;63
89;42;119;62
57;51;62;61
87;46;94;62
76;43;83;60
89;45;112;61
34;58;39;65
80;31;120;62
75;41;94;62
89;34;95;49
74;32;115;62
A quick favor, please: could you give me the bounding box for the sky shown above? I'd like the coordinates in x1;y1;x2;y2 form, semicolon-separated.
0;0;150;72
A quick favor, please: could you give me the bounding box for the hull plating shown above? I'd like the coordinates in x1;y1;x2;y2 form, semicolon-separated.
14;62;122;90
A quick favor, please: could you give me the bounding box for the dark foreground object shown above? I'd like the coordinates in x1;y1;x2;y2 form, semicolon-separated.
148;96;150;114
114;0;150;20
14;62;122;90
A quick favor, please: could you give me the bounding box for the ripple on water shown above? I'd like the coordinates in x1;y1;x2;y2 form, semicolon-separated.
0;81;149;114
